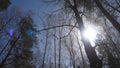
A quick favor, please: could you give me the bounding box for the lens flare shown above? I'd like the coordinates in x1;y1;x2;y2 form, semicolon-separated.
9;29;14;36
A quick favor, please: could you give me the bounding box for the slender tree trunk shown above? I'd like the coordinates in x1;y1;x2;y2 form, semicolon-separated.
58;37;61;68
0;40;10;56
64;39;73;68
0;35;20;68
0;45;13;68
75;34;85;68
58;27;63;68
42;31;48;68
93;0;120;33
54;29;56;68
70;36;75;68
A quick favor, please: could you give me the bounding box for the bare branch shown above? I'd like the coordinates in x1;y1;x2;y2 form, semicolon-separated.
36;24;78;33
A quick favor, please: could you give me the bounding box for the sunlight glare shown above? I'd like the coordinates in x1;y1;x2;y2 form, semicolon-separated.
83;27;97;47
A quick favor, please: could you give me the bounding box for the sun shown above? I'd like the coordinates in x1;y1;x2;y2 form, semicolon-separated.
83;27;97;47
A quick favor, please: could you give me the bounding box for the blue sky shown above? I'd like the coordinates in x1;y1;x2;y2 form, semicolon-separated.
11;0;44;13
10;0;47;20
10;0;63;29
10;0;62;16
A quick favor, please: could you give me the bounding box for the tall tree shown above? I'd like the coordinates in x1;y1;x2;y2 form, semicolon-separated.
64;0;102;68
53;29;57;68
12;15;36;68
0;14;36;68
